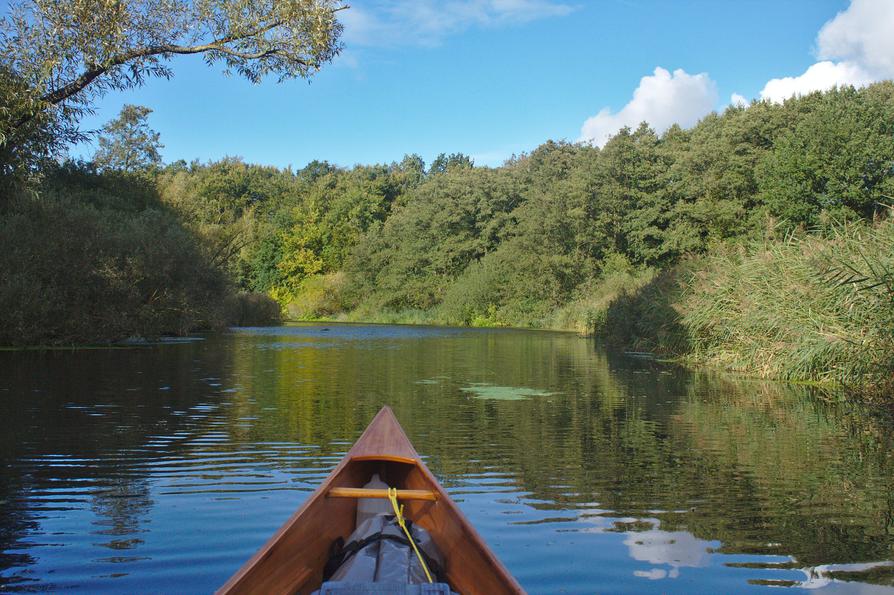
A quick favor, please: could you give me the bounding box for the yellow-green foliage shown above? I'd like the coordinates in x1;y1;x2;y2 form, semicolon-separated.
283;272;348;320
276;207;326;297
469;304;504;327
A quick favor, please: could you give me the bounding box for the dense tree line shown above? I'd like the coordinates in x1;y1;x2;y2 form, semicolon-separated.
212;83;890;329
139;83;894;329
1;82;892;354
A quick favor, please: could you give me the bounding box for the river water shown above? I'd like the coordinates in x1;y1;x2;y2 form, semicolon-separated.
1;324;893;593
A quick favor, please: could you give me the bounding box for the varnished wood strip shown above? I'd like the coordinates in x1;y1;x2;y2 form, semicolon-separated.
328;487;438;501
350;454;418;465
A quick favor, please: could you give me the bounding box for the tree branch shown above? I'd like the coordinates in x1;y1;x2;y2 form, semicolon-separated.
15;20;293;128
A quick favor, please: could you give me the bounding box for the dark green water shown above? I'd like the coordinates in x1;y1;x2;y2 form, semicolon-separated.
1;324;893;593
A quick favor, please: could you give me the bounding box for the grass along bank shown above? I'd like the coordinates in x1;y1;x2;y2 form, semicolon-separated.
594;217;894;396
264;216;894;399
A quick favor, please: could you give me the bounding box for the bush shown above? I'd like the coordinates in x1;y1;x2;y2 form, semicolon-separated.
284;272;348;320
0;190;229;346
437;257;511;326
225;292;282;326
681;219;894;391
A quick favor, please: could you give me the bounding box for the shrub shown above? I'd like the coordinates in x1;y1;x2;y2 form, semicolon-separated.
284;272;348;320
225;292;282;326
681;219;894;391
0;190;228;345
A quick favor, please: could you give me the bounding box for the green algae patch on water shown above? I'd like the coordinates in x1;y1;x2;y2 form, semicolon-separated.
460;384;557;401
414;375;450;385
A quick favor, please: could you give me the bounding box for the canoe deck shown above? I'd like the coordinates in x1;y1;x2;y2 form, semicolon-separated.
217;406;524;595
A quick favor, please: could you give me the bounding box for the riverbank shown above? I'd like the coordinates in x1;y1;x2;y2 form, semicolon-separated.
5;180;890;398
0;185;228;347
288;217;894;400
592;217;894;398
4;85;892;397
0;184;280;348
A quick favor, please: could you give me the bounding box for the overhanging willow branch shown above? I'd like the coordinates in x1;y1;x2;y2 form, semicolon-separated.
14;19;294;128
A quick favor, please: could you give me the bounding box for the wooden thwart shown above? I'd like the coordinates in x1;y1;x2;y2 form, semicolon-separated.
328;487;438;502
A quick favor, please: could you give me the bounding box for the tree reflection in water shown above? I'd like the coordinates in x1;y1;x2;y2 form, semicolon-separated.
0;325;892;592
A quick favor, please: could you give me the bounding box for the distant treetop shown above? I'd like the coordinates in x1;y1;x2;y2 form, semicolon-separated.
94;105;163;173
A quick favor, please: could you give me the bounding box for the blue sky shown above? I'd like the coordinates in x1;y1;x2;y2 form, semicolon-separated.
48;0;887;168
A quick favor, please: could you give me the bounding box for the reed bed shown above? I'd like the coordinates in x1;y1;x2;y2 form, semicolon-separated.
597;218;894;396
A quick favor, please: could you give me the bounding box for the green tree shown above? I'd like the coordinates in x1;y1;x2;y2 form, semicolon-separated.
587;123;667;264
93;105;163;172
1;0;345;164
272;206;325;303
391;153;426;198
0;67;56;186
429;152;474;175
298;159;338;183
757;84;894;226
346;166;520;310
156;157;297;286
660;99;790;259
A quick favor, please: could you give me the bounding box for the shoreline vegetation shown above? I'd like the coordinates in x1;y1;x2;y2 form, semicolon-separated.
308;214;894;398
3;83;893;399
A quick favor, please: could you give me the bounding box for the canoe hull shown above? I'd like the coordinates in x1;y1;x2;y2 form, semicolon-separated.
217;407;524;595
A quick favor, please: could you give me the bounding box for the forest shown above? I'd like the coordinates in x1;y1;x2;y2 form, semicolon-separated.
2;82;893;396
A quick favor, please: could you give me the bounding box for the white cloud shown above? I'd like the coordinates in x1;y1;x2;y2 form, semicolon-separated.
339;6;386;46
745;0;894;103
730;93;748;107
579;67;718;147
758;60;873;102
342;0;575;47
625;529;713;582
817;0;894;78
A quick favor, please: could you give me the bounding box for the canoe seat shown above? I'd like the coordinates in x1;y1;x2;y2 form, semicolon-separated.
315;582;454;594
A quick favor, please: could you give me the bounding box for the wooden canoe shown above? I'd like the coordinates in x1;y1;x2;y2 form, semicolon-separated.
217;406;525;595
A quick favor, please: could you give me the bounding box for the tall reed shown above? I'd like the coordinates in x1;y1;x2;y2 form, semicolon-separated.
597;217;894;396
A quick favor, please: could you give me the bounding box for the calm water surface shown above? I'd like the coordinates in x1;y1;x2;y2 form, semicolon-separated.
2;324;894;593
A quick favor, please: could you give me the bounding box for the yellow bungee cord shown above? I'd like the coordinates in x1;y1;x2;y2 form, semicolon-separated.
387;487;434;584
